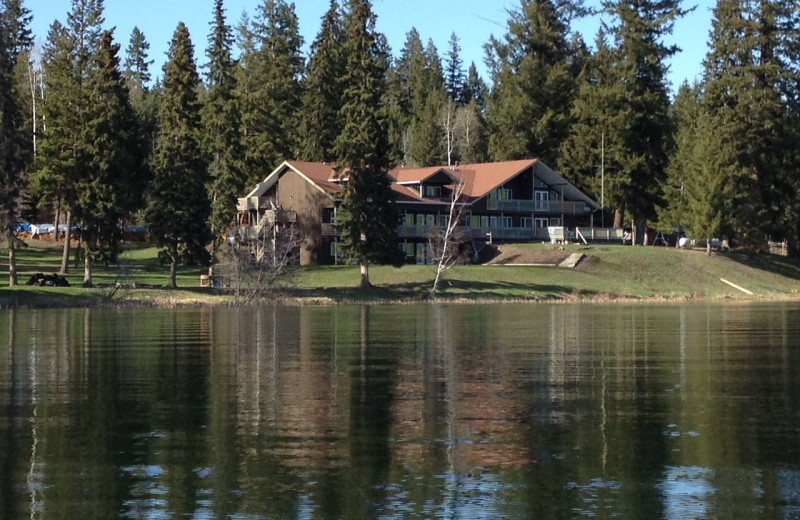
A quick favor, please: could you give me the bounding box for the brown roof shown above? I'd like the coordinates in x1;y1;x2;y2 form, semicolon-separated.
389;166;448;183
286;161;342;194
281;158;599;208
447;159;537;198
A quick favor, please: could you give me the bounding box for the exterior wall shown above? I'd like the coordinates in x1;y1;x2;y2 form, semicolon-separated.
277;170;335;265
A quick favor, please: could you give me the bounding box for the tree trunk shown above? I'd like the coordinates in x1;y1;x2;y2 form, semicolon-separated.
706;237;712;256
169;258;178;289
7;231;17;286
82;249;93;287
613;209;622;229
359;260;371;288
60;211;72;274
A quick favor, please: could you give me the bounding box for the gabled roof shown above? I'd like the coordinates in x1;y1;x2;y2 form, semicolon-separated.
446;159;537;198
245;161;341;200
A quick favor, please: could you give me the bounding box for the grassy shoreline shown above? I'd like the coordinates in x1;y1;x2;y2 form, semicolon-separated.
2;241;800;309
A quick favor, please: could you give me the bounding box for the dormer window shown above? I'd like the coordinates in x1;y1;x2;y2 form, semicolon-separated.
423;185;442;198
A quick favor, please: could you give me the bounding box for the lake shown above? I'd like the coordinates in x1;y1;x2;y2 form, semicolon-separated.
1;302;799;519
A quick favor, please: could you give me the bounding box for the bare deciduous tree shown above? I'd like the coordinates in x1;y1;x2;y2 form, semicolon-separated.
428;180;466;299
217;223;301;305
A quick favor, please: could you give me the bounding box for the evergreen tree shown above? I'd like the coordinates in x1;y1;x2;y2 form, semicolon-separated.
558;29;628;224
76;30;143;285
602;0;688;240
0;0;32;55
36;0;106;273
0;7;26;285
146;22;211;288
123;26;152;101
459;61;488;109
335;0;403;287
123;26;157;192
239;0;303;185
202;0;244;253
657;82;700;233
485;0;583;165
444;32;464;102
297;0;345;162
691;0;798;247
3;0;35;169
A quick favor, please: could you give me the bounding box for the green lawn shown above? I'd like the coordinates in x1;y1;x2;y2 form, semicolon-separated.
2;239;800;307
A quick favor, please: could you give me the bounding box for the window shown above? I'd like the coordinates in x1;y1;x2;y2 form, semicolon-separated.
550;218;561;226
330;241;344;257
404;213;415;226
493;188;512;200
490;216;512;228
535;218;549;228
322;208;335;224
521;217;532;229
399;242;414;257
437;214;448;227
424;185;442;197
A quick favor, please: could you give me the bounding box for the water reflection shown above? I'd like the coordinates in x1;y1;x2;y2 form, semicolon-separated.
1;303;800;518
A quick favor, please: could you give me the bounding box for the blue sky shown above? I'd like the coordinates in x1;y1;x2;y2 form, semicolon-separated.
26;0;713;90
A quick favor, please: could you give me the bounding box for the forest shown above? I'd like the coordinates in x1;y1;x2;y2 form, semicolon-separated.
1;0;799;287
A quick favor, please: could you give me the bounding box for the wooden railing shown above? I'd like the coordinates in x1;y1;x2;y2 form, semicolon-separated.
486;198;592;214
236;196;272;211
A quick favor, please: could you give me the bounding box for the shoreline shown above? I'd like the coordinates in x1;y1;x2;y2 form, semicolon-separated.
3;285;800;310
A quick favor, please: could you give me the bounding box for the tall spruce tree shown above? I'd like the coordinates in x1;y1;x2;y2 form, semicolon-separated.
123;26;157;192
76;30;143;286
36;0;106;273
0;5;27;285
444;32;464;102
657;82;700;234
485;0;584;165
297;0;345;161
335;0;403;287
558;28;628;224
202;0;244;254
239;0;303;184
123;27;152;103
602;0;688;241
146;23;210;288
2;0;34;171
689;0;798;248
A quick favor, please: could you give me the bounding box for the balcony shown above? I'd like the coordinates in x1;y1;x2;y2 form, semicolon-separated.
486;198;592;214
261;209;296;224
236;196;272;211
397;224;552;241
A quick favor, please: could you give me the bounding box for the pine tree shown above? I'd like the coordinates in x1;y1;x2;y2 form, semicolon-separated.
123;26;152;102
202;0;244;254
0;0;32;55
692;0;798;248
76;30;143;286
558;29;628;224
444;32;464;102
146;22;211;288
485;0;583;165
34;0;106;273
239;0;304;185
123;26;157;192
297;0;345;162
335;0;403;287
459;61;487;109
657;82;700;233
0;7;26;285
602;0;688;240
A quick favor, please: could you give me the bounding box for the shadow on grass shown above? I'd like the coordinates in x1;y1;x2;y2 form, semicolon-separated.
282;279;587;302
723;251;800;280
